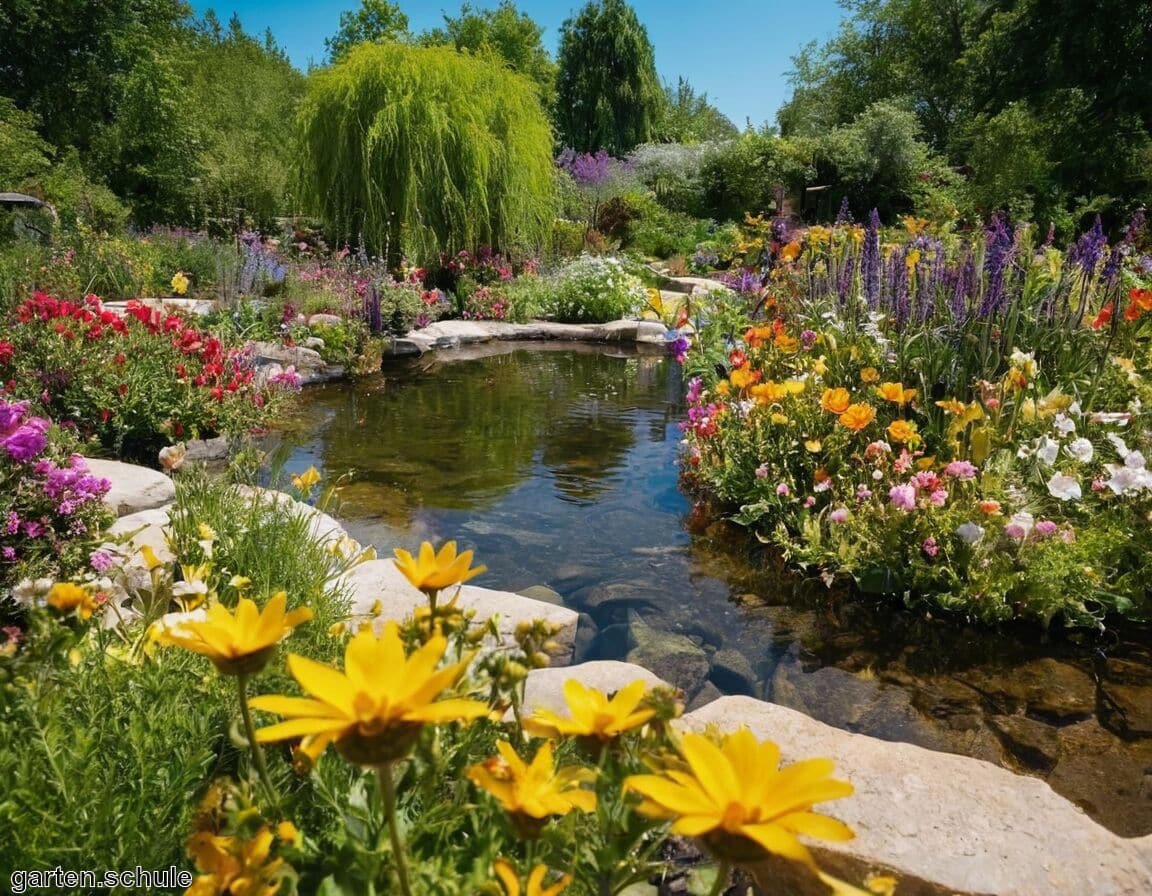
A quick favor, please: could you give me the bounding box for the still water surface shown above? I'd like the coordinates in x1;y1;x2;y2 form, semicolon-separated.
278;344;1152;836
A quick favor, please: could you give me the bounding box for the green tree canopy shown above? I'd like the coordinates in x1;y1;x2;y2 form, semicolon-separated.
0;97;52;191
324;0;410;63
657;78;739;143
555;0;664;155
297;42;556;262
181;14;306;227
419;2;557;109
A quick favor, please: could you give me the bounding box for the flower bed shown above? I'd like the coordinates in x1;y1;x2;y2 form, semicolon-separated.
0;292;293;462
679;212;1152;628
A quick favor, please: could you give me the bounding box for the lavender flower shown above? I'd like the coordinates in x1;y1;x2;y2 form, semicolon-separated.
1069;216;1108;273
977;213;1014;318
835;197;853;225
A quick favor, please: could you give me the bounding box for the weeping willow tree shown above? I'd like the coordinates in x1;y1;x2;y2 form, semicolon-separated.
297;42;556;261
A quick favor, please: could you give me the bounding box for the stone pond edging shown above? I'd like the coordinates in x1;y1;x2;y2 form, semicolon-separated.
382;318;671;358
91;461;1152;896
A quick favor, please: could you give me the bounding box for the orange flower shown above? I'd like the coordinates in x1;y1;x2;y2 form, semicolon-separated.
715;381;730;396
935;399;965;415
875;382;916;405
978;500;1002;515
820;388;851;414
1131;288;1152;311
779;241;802;263
887;420;918;444
774;333;799;353
838;404;876;432
1091;303;1113;330
750;381;788;403
744;326;774;348
729;367;760;391
1123;302;1142;321
859;367;880;384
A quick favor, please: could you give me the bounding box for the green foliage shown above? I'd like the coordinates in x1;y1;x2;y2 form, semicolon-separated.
778;0;1152;228
297;42;556;264
324;0;410;63
700;132;814;222
656;77;739;143
555;0;664;155
181;16;306;230
816;100;933;218
627;141;724;216
0;97;51;191
419;2;557;110
623;193;709;259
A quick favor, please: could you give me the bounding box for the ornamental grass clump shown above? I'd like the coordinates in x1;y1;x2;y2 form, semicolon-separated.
681;209;1152;627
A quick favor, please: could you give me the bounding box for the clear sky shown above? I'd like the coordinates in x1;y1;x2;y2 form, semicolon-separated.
189;0;848;128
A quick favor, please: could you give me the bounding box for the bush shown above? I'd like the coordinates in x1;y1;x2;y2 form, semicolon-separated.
0;399;113;593
624;194;708;259
0;293;291;462
627;141;724;216
540;254;646;322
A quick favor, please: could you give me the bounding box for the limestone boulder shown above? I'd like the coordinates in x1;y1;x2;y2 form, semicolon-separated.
105;505;175;565
522;660;668;716
680;696;1152;896
85;458;176;516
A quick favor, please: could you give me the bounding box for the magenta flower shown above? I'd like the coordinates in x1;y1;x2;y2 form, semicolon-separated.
922;537;939;558
1033;520;1058;540
3;420;49;463
889;483;917;511
90;550;115;572
830;507;849;523
776;482;790;496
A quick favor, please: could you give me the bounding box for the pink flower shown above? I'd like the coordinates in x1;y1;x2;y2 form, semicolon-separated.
830;507;849;523
929;488;949;506
804;496;816;507
855;485;873;501
1034;520;1058;540
776;482;790;496
755;463;769;479
922;537;939;558
864;440;891;459
943;460;978;480
889;483;917;511
893;450;914;474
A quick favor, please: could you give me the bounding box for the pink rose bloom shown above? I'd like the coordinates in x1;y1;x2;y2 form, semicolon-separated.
804;496;816;507
922;537;939;557
889;483;917;511
830;507;849;524
776;482;790;496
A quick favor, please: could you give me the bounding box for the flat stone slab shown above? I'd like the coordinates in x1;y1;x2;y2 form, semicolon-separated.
680;696;1152;896
384;319;669;357
342;559;578;665
522;660;668;715
105;505;175;565
85;458;175;516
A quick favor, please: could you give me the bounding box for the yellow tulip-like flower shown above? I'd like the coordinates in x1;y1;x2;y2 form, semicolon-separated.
139;544;164;571
494;859;572;896
467;740;595;838
171;271;190;296
750;380;788;403
820;388;851;414
186;827;287;896
291;465;321;492
838;403;876;432
729;367;757;391
625;727;854;867
935;398;966;415
875;382;917;405
859;367;880;384
46;582;99;621
523;678;656;744
150;592;312;676
393;540;486;594
249;621;489;766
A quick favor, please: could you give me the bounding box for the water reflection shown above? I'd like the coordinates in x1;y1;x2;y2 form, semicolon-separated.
277;346;1152;836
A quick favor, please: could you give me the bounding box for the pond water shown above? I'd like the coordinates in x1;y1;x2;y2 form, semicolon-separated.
278;344;1152;837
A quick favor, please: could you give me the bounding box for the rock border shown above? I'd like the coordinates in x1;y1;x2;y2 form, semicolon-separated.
383;318;670;358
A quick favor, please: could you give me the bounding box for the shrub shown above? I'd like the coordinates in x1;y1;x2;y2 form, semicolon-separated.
0;293;290;462
0;399;113;594
627;141;724;216
540;254;646;322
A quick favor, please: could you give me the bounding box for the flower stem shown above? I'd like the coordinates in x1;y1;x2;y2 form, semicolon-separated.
707;859;731;896
237;673;276;805
378;762;413;896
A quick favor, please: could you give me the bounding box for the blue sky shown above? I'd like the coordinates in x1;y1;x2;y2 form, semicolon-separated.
189;0;848;128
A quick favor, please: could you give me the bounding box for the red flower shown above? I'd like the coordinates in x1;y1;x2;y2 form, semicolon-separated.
1091;303;1113;330
175;363;187;378
209;386;224;402
100;409;112;423
118;383;128;397
114;352;127;366
0;342;13;364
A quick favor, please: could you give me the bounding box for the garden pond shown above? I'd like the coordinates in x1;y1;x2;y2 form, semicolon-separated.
276;343;1152;837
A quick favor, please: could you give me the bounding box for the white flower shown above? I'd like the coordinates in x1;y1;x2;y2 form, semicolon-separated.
1046;472;1082;501
956;522;985;544
1053;414;1075;437
1005;511;1035;539
1104;464;1152;495
1126;450;1146;470
150;608;208;640
1106;433;1131;458
1065;438;1094;463
1037;436;1059;466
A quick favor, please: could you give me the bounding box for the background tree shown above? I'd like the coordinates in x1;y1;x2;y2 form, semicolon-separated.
324;0;410;63
181;14;306;228
657;78;739;143
555;0;664;155
419;2;557;109
297;42;555;261
0;98;52;191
